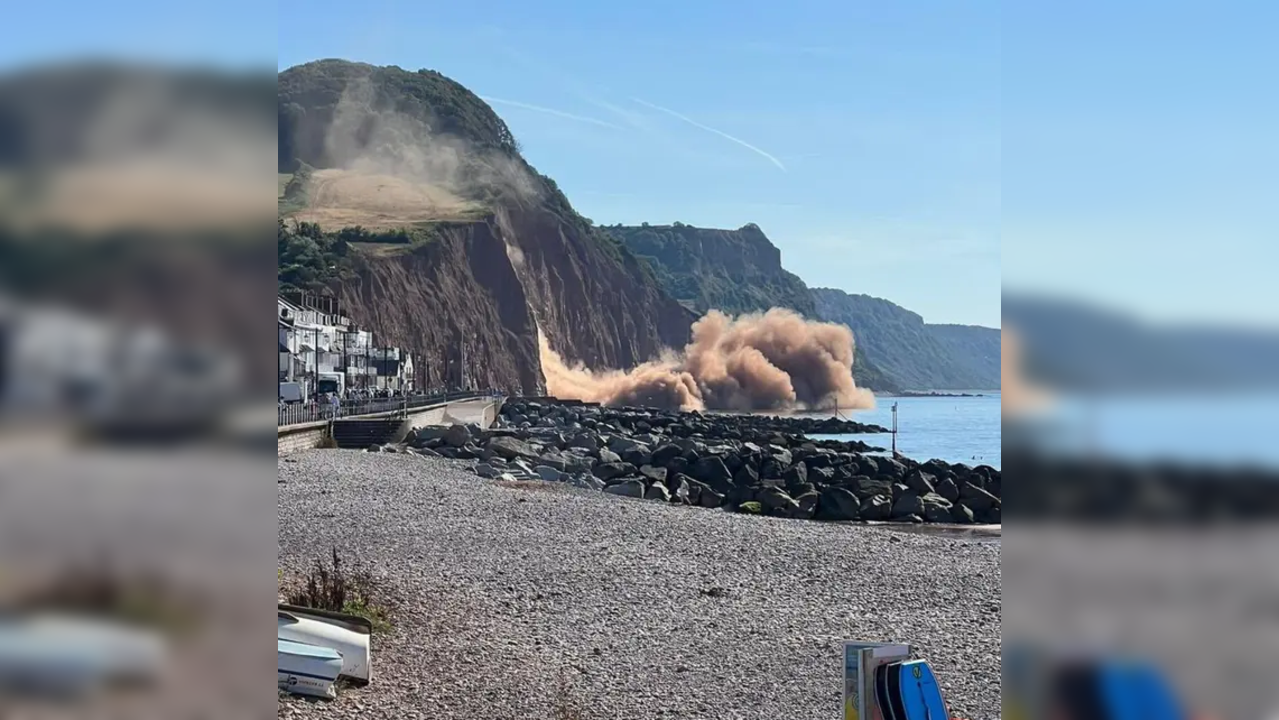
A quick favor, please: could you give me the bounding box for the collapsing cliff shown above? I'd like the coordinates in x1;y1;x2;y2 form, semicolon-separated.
277;60;875;410
278;60;694;394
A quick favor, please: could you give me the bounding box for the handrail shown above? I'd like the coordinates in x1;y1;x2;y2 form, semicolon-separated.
277;390;500;428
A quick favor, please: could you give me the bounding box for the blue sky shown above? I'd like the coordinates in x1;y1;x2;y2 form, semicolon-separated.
1004;1;1277;330
18;2;1272;331
275;0;1001;327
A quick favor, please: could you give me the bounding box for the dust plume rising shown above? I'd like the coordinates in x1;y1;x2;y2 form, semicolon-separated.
541;308;875;412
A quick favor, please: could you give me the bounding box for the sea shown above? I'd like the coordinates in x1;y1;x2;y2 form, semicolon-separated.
1016;390;1279;471
806;391;1001;470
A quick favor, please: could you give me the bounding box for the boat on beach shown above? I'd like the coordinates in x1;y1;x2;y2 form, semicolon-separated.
277;604;371;684
277;638;342;699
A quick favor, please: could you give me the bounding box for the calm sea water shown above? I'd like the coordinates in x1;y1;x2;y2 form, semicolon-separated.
1024;391;1279;470
805;391;1001;469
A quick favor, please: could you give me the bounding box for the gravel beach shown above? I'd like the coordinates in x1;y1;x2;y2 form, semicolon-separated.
278;450;1001;719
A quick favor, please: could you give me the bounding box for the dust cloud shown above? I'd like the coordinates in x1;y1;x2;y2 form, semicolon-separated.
286;75;539;230
542;308;875;412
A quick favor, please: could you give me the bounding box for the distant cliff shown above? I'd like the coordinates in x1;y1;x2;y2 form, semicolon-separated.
1002;293;1279;391
812;288;1000;391
277;60;695;392
606;223;816;315
609;223;897;392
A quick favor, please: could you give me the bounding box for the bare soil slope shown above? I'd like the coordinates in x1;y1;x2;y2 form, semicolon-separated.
290;169;483;231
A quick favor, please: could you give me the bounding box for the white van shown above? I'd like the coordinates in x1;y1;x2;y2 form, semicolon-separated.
279;381;306;404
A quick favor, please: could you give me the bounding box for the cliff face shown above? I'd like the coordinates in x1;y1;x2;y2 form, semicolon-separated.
330;207;695;394
607;222;897;392
812;288;1000;391
331;219;543;393
279;60;696;392
607;223;816;316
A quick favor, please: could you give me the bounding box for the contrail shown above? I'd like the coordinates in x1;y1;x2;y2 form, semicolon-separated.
632;97;786;172
480;96;623;130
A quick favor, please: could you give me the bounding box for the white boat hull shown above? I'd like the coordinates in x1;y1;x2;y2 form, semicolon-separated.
277;606;371;683
278;639;341;699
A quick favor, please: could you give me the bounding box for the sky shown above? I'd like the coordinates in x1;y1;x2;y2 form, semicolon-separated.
274;0;1002;328
8;1;1273;331
1004;0;1278;331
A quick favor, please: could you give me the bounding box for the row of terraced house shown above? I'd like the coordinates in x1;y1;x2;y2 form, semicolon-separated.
278;293;415;400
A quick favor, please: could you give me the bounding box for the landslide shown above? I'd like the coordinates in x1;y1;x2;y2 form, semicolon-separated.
278;60;695;392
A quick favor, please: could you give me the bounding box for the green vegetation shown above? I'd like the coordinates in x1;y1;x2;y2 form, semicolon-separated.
607;223;816;317
736;501;764;515
277;59;655;282
812;288;1000;391
283;548;394;634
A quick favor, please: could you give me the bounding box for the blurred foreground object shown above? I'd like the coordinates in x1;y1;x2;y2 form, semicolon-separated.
0;60;277;444
1004;293;1279;523
0;56;275;717
1005;646;1193;720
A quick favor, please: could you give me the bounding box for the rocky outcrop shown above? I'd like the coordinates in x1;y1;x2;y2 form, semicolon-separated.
332;209;694;394
400;399;1000;525
608;223;896;392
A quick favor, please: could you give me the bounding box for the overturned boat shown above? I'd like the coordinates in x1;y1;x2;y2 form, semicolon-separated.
277;604;371;684
277;639;342;699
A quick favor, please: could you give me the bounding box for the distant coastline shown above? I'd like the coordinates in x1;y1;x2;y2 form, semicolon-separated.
879;390;993;398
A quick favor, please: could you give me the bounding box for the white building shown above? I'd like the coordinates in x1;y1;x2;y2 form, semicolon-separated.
277;296;412;395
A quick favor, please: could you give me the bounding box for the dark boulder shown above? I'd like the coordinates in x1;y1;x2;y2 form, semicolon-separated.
860;495;892;520
640;465;668;484
733;464;760;488
644;483;672;502
880;457;907;480
810;466;836;485
815;487;861;521
920;493;954;522
650;443;683;468
851;476;894;500
793;491;820;520
621;447;652;468
488;436;538;460
904;470;937;495
959;482;999;512
891;493;925;519
782;462;808;488
936;477;961;504
592;462;634;482
603;479;645;498
691;456;733;492
758;487;800;515
950;503;976;524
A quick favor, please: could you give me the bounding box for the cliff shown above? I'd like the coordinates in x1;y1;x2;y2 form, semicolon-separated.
278;60;695;392
605;223;816;315
608;223;896;392
1002;293;1279;390
812;288;1000;391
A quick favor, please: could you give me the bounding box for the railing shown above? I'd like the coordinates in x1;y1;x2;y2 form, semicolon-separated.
277;389;500;427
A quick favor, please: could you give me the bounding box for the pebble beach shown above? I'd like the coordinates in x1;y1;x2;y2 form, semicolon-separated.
277;450;1001;719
